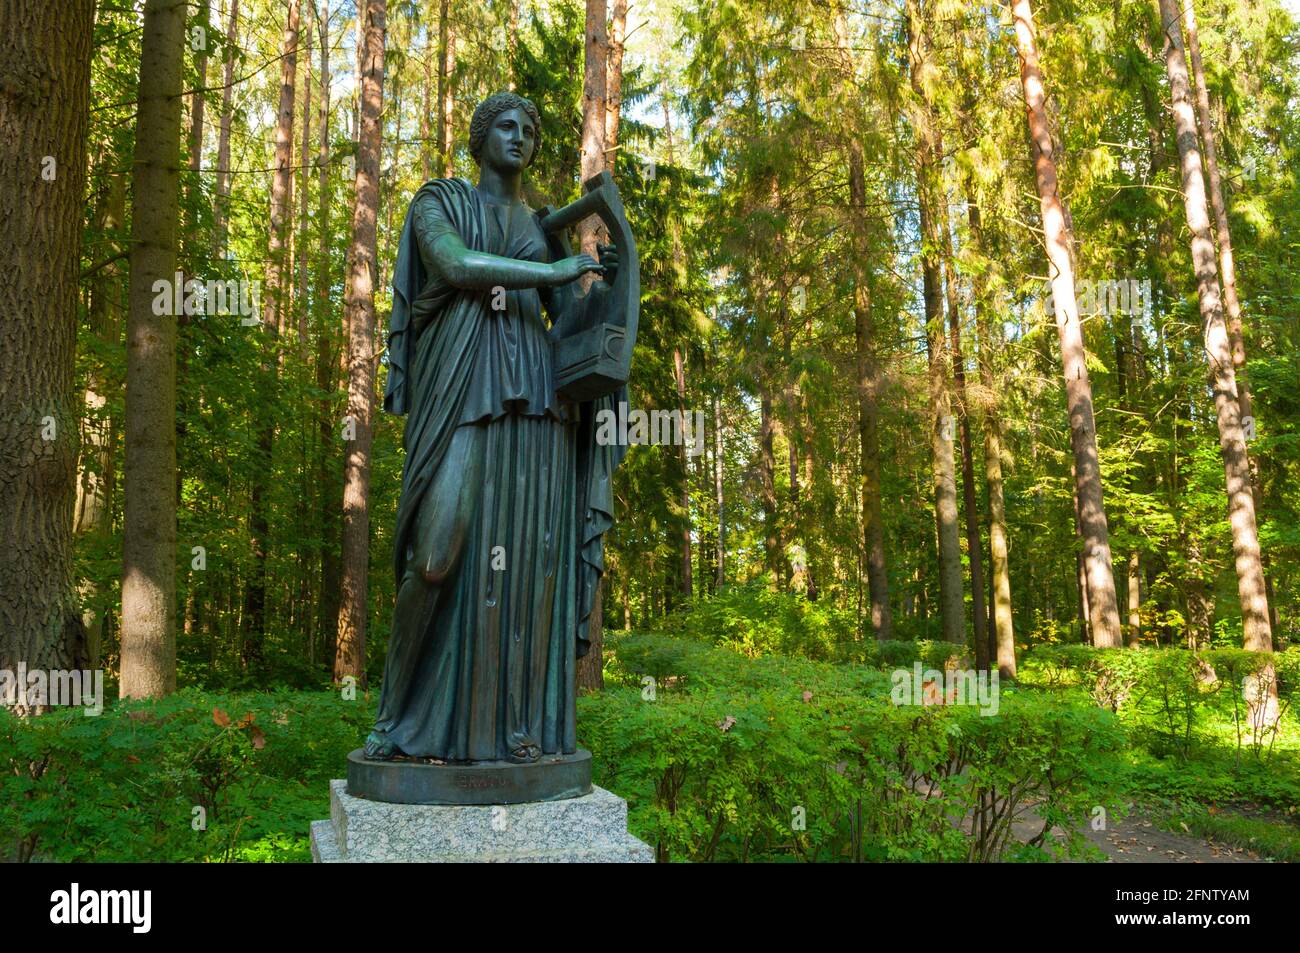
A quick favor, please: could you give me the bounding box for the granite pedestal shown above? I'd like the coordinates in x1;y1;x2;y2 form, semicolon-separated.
310;777;653;863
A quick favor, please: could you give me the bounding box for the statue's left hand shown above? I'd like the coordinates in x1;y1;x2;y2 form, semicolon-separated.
597;243;619;285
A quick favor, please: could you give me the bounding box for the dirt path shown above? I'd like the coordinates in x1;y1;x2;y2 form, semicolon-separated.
1013;807;1265;863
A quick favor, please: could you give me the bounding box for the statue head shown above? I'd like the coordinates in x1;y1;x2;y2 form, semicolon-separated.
468;92;542;172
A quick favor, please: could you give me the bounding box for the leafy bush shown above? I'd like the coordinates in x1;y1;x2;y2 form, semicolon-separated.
584;644;1124;862
652;583;858;661
0;689;373;862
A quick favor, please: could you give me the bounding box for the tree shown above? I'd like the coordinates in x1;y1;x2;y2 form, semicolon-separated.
0;0;95;705
243;0;300;665
335;0;387;685
908;0;965;646
214;0;239;253
1011;0;1123;648
1156;0;1272;655
121;0;187;698
578;0;607;257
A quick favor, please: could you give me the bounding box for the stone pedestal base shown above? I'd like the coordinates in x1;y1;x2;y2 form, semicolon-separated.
310;779;654;863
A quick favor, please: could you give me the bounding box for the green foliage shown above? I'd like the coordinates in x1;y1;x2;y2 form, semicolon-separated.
586;640;1124;862
0;690;372;863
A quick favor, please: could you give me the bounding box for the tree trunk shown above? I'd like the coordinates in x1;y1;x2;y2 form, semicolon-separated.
579;0;608;257
335;0;386;685
189;0;210;172
760;392;782;583
243;0;300;667
297;8;313;359
674;348;692;598
214;0;238;253
606;0;627;151
940;195;988;664
314;0;340;668
965;191;1016;676
1012;0;1124;647
436;0;455;178
121;0;186;698
0;0;93;701
847;142;892;640
76;174;127;672
714;392;725;589
1157;0;1273;656
1126;550;1142;646
907;0;965;647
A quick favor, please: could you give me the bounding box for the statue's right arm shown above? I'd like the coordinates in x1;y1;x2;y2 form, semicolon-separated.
424;231;560;291
412;197;603;290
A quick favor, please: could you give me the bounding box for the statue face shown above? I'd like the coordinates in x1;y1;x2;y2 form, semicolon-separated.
481;107;537;173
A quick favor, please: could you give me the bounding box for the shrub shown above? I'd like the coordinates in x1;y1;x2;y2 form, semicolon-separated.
0;689;373;863
581;649;1124;862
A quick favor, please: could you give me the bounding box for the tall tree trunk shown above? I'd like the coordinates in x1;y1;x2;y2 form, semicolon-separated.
847;142;892;640
335;0;386;685
713;392;725;589
214;0;238;253
965;190;1016;676
760;392;782;583
76;174;127;672
674;348;692;598
244;0;300;667
314;0;340;668
0;0;94;701
578;0;608;257
834;8;891;638
1126;550;1142;646
189;0;210;172
1182;1;1250;418
1012;0;1123;647
605;0;627;152
907;0;965;647
436;0;455;178
297;8;313;359
1156;0;1272;657
940;195;989;665
121;0;186;698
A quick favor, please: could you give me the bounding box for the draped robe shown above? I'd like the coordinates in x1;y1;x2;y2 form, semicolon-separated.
376;177;624;762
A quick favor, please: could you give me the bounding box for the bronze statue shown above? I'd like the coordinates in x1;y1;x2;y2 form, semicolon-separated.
363;92;637;773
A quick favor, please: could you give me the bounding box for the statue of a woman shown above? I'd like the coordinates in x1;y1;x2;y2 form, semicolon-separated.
364;92;626;766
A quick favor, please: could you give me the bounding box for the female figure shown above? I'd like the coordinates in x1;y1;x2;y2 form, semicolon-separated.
366;92;623;764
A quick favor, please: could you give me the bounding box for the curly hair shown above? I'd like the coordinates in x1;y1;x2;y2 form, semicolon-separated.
468;92;543;167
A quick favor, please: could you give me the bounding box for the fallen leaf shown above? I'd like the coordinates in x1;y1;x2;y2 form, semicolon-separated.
250;727;266;749
212;708;230;728
716;715;736;732
238;712;255;728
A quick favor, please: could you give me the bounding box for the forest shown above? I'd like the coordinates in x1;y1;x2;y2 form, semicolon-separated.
0;0;1298;865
